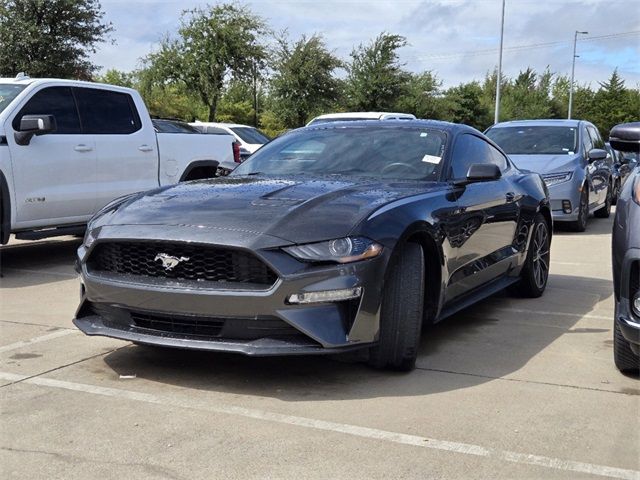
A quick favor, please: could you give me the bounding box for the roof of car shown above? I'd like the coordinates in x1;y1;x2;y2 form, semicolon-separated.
312;112;416;120
302;118;472;134
0;76;138;94
489;119;583;128
190;121;254;129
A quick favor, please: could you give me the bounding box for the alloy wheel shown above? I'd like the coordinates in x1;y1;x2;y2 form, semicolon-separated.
532;222;550;290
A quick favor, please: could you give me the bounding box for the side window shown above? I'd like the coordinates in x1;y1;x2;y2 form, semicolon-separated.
74;88;141;134
12;86;81;134
582;127;594;153
588;126;604;149
450;134;505;179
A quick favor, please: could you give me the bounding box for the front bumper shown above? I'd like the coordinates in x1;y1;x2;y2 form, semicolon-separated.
548;180;582;222
74;225;385;356
615;247;640;353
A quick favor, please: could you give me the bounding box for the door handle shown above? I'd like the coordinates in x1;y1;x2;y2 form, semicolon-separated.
138;145;153;152
74;144;92;152
505;192;516;202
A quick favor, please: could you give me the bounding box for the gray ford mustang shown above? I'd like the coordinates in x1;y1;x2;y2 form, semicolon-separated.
74;120;551;370
610;122;640;374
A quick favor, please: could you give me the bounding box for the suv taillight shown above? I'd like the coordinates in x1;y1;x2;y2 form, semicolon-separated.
233;141;241;163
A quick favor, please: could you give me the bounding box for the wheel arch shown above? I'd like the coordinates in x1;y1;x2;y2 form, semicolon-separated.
0;169;10;244
179;160;220;182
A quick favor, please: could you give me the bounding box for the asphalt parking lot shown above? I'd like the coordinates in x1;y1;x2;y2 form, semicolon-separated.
0;211;638;480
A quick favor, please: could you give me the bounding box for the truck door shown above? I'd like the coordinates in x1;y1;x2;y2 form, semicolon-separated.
73;87;158;213
6;85;98;225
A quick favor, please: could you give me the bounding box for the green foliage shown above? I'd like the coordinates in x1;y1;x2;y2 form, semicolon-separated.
95;69;135;88
395;71;442;119
215;80;258;125
270;34;343;128
142;2;267;121
0;0;113;79
346;33;410;111
441;82;493;131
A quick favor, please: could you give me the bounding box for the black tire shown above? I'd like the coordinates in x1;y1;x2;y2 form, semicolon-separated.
369;242;424;371
511;213;550;298
568;188;588;232
594;182;612;218
613;321;640;374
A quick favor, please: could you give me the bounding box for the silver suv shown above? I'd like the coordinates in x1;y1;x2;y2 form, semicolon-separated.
486;119;614;231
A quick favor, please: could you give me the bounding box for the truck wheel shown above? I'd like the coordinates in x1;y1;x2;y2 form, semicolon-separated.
510;213;550;298
368;242;424;371
613;321;639;374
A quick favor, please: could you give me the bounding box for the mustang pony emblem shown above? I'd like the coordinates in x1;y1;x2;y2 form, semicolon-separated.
154;253;189;271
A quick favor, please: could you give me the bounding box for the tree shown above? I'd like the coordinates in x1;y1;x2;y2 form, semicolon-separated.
142;3;267;121
395;71;442;119
95;69;135;88
591;69;636;137
346;33;410;111
0;0;113;79
441;82;492;131
270;34;342;128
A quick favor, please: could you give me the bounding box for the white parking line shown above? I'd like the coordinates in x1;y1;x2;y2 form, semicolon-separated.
0;330;76;353
0;371;637;480
490;307;611;321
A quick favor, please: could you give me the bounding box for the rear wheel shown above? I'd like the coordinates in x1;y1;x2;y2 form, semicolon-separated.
594;183;612;218
511;213;550;298
568;188;588;232
369;243;424;371
613;321;640;374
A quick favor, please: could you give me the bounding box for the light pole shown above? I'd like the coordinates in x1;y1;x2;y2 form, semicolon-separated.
494;0;506;125
568;30;588;119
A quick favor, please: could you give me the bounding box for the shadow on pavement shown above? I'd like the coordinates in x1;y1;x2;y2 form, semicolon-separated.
102;273;615;401
0;238;81;288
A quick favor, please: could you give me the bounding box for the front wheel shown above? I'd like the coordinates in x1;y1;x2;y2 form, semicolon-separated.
369;243;424;371
568;188;588;232
594;183;612;218
510;213;550;298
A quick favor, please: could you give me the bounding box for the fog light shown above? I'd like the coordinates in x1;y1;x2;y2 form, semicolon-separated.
288;287;362;304
632;292;640;317
562;200;572;214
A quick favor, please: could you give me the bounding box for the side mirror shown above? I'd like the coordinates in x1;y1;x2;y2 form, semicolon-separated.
454;163;501;186
587;148;607;163
14;114;56;146
609;122;640;153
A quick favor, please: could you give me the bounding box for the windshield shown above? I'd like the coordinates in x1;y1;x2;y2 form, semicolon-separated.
232;126;446;181
0;84;27;114
486;126;578;155
231;127;270;144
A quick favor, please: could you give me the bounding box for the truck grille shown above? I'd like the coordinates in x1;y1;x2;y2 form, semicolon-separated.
88;241;278;287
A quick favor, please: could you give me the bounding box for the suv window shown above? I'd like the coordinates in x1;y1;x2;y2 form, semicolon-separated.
74;87;141;134
587;125;604;150
450;134;507;179
13;86;81;134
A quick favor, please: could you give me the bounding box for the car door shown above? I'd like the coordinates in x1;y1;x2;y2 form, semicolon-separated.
73;87;158;213
6;85;98;226
445;133;521;301
586;124;611;207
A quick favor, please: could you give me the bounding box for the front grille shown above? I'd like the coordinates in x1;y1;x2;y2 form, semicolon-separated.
88;242;278;287
130;310;300;339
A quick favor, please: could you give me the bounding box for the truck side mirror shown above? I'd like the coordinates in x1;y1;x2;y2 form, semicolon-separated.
14;114;57;146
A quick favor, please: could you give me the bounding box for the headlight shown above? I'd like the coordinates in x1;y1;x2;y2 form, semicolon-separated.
83;227;100;249
283;237;383;263
542;172;573;187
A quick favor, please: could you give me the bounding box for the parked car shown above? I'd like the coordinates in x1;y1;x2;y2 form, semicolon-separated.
307;111;416;126
486;119;614;231
74;120;552;371
190;121;270;166
0;75;238;244
610;122;640;374
605;142;637;205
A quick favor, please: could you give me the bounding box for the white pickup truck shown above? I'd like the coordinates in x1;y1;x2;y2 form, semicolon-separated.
0;76;237;244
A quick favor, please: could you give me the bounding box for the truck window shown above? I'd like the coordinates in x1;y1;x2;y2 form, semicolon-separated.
74;88;141;134
12;86;81;134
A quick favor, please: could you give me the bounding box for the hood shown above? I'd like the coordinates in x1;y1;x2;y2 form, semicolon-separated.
97;175;444;244
509;154;582;175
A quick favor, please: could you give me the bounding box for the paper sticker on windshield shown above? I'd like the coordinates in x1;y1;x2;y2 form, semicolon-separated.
421;154;441;164
420;132;428;137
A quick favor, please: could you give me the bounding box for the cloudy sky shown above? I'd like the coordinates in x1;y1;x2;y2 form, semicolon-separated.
94;0;640;88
